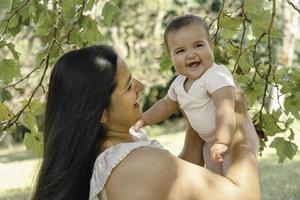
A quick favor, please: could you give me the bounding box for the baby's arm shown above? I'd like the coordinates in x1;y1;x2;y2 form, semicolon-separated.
178;122;204;166
133;95;179;130
211;86;236;162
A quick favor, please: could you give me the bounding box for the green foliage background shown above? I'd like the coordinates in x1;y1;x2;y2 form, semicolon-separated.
0;0;299;162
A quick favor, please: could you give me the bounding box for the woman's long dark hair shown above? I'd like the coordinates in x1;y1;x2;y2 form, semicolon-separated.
33;45;118;200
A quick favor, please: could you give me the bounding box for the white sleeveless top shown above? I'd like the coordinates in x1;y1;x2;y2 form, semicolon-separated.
89;131;163;200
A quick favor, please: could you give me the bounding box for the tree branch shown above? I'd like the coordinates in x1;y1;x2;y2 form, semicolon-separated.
2;63;42;90
1;0;62;132
212;0;225;43
63;0;88;44
287;0;300;14
254;0;276;126
250;32;267;84
0;0;31;40
232;1;247;73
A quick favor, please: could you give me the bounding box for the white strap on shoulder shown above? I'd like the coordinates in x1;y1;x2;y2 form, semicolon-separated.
100;188;108;200
89;139;162;200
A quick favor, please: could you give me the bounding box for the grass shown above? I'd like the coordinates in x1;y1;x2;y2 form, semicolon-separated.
0;121;299;200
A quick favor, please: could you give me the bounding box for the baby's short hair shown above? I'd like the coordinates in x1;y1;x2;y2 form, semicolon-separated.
164;14;210;52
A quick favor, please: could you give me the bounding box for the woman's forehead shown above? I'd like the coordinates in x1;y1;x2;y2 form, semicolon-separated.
116;57;131;88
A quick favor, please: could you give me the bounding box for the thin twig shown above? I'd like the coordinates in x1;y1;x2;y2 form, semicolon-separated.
232;1;246;73
2;63;43;90
1;0;62;132
63;0;88;44
212;0;225;43
287;0;300;14
54;39;65;53
0;0;31;40
254;0;276;126
250;32;267;84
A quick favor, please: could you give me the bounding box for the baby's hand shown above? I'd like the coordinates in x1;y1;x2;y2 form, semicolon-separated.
132;118;147;131
210;143;229;162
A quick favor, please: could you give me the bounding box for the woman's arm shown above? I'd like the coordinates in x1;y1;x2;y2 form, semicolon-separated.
105;89;260;200
178;122;204;166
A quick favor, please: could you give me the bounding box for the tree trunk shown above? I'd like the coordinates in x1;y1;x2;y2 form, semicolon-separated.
269;0;299;112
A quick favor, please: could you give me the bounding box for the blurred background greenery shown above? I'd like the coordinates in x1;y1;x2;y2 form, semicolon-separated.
0;0;300;199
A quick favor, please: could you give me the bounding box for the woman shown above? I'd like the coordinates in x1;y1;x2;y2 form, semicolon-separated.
33;45;260;200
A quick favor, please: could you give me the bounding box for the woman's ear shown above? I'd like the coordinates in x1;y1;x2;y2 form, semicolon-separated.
101;110;108;123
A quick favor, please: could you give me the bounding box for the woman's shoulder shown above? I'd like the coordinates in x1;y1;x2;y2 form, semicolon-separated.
104;146;218;200
89;139;165;199
103;146;181;199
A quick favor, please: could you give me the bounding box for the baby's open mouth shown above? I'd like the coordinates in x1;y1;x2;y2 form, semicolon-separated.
187;61;200;68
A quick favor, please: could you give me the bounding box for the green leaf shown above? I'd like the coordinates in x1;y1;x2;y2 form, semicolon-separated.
30;101;45;116
271;26;283;39
213;46;228;64
238;52;252;73
0;0;13;20
246;87;257;107
220;29;236;40
18;2;30;26
81;17;104;44
224;44;239;59
0;21;5;34
251;10;271;38
284;92;300;119
62;0;76;18
288;128;295;141
0;59;21;84
244;0;264;18
8;25;21;37
102;1;120;26
262;113;285;136
84;0;96;11
0;102;11;121
0;89;12;101
285;117;294;128
7;43;20;60
35;10;55;36
0;41;5;49
24;130;43;157
271;109;282;120
280;80;295;94
219;15;241;40
69;25;83;46
111;0;122;4
23;112;38;133
219;14;241;30
270;137;298;163
160;52;172;72
15;87;25;95
8;15;19;28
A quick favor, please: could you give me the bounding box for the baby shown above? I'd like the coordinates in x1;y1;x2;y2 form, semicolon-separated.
134;14;237;175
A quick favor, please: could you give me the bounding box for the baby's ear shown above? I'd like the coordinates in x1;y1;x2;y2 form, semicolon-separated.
101;110;108;123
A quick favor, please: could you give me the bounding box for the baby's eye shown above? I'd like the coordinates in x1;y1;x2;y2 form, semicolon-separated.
194;43;204;48
175;49;184;54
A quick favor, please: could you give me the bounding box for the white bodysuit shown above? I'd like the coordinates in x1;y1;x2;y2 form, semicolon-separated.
168;63;236;175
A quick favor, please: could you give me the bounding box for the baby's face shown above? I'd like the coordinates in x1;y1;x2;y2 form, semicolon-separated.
167;23;214;80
